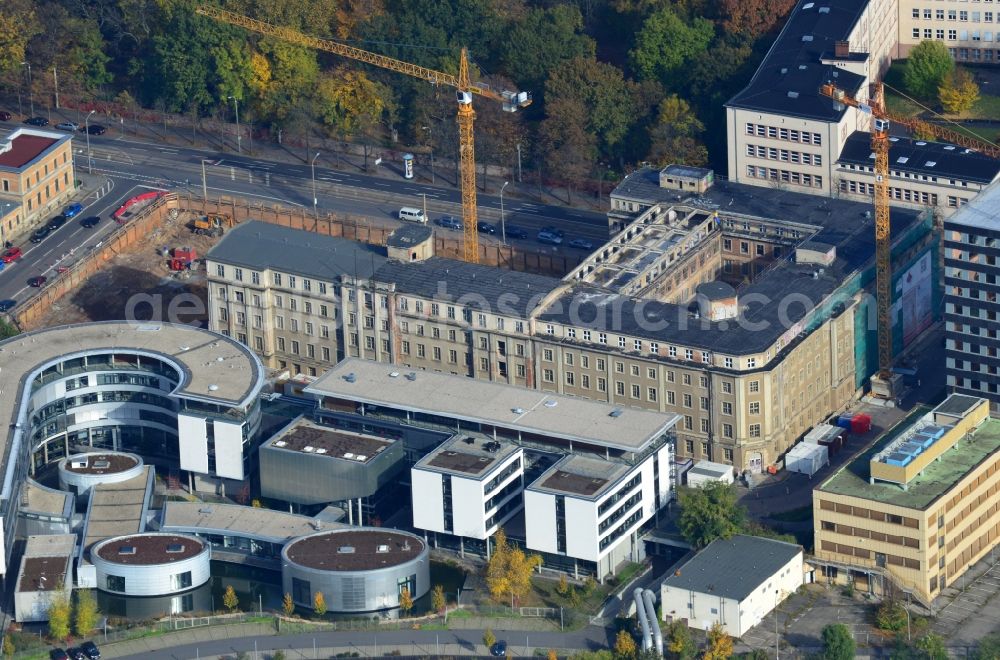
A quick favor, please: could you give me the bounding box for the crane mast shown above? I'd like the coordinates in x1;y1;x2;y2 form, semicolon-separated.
196;5;532;264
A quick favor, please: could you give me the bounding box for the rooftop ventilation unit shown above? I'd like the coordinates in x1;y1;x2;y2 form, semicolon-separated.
818;6;830;12
70;459;88;469
405;372;417;381
377;544;390;553
316;448;328;454
355;455;367;461
512;407;525;414
93;460;111;469
916;141;927;146
787;91;800;98
208;384;219;392
274;440;288;447
479;457;490;462
303;446;316;453
897;156;909;164
944;145;956;150
344;373;357;383
802;35;814;42
344;452;355;459
337;546;355;554
925;161;937;168
389;371;400;378
609;408;624;418
803;2;814;7
544;400;558;408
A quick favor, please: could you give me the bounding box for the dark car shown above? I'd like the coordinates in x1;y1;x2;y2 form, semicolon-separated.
80;641;101;660
490;641;508;657
0;300;16;313
63;202;84;218
66;648;87;660
28;276;48;287
83;124;106;135
505;225;528;240
0;111;11;121
49;649;69;660
48;215;67;231
477;221;497;235
435;215;463;231
81;216;101;228
541;225;565;238
25;116;49;126
30;226;51;243
568;238;595;250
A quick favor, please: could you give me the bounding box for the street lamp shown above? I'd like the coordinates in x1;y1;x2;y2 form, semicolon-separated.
499;181;509;245
201;159;212;201
774;589;780;660
228;96;241;154
22;62;33;117
310;152;321;218
84;110;96;175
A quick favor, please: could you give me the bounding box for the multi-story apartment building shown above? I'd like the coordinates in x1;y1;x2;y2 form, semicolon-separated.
943;180;1000;409
899;0;1000;63
208;169;936;473
812;395;998;606
0;128;75;245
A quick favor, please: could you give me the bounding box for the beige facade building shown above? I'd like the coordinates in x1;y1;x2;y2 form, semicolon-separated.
898;0;1000;63
813;395;999;606
0;128;75;245
208;167;938;473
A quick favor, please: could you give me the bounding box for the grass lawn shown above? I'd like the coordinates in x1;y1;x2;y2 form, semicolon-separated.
522;574;614;614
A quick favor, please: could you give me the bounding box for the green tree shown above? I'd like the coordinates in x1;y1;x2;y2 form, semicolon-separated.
0;0;40;74
73;589;100;637
613;629;637;659
223;584;239;612
313;68;393;137
251;38;319;124
3;634;14;659
398;586;413;616
903;40;955;100
313;591;326;617
915;632;947;660
646;94;708;167
47;590;71;641
702;622;733;660
630;7;715;87
939;67;980;115
0;318;18;340
500;6;595;92
677;482;745;548
665;620;696;659
875;599;908;632
974;633;1000;660
483;628;497;649
431;584;446;613
538;97;597;202
821;623;855;660
282;592;295;617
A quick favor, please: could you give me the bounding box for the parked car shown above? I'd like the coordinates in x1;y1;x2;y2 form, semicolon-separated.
49;649;69;660
0;111;11;121
48;214;67;231
477;221;497;235
504;225;528;240
28;276;48;287
63;202;84;218
2;247;22;263
541;225;565;238
435;215;463;230
0;299;16;312
81;216;101;228
55;122;79;131
30;226;51;243
568;238;595;250
490;641;508;657
80;642;100;660
82;124;106;135
25;116;48;126
537;229;563;245
66;648;87;660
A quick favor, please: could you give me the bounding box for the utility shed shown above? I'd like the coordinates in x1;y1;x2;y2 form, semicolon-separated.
661;535;803;637
785;443;829;478
15;534;76;622
686;461;734;487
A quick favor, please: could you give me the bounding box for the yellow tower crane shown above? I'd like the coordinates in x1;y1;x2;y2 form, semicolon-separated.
196;5;532;264
820;80;1000;397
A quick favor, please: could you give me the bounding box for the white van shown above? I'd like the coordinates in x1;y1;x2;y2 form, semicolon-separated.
398;207;427;223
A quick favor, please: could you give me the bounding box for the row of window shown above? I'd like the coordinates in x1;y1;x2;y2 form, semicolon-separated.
744;123;823;145
838;179;940;206
952;45;1000;59
912;26;997;40
912;8;996;22
745;144;823;166
682;440;736;461
745;166;824;189
722;237;782;258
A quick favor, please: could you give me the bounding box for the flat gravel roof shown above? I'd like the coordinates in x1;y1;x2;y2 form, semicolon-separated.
95;533;205;565
63;452;139;475
285;529;424;572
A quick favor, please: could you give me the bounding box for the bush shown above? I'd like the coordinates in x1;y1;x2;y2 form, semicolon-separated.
271;652;286;660
876;600;908;632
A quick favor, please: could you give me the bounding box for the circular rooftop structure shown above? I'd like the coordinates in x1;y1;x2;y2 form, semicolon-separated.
91;533;210;596
282;528;429;611
58;452;144;499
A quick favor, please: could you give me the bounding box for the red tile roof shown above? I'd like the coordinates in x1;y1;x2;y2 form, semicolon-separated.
0;135;59;169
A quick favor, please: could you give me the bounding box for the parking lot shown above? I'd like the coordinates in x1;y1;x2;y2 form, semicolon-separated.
932;553;1000;645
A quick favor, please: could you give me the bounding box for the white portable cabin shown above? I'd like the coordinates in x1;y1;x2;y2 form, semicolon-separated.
785;443;829;478
686;460;735;487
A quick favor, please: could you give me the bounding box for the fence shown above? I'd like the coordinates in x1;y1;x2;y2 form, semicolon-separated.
12;191;583;331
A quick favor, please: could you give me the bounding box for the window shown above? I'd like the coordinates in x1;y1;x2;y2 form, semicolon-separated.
543;349;553;361
631;384;640;398
566;371;575;386
749;402;760;415
684;415;693;430
722;401;733;415
724;357;733;368
565;353;574;366
172;571;193;590
106;575;125;592
619;336;627;348
749;424;761;438
722;381;732;394
648;387;657;401
749;380;760;393
723;424;733;439
616;381;626;395
543;369;555;383
598;377;607;392
216;264;225;277
747;357;756;368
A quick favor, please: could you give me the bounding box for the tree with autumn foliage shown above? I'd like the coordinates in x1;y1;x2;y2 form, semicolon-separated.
485;528;542;608
646;95;708;167
613;629;637;659
702;622;733;659
939;67;980;115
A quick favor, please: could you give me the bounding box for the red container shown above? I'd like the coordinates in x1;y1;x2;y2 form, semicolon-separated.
851;413;872;434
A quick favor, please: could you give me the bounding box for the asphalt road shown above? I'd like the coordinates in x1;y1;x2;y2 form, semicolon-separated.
114;625;617;659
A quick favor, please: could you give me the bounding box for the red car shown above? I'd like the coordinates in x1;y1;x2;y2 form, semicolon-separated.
2;247;22;263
